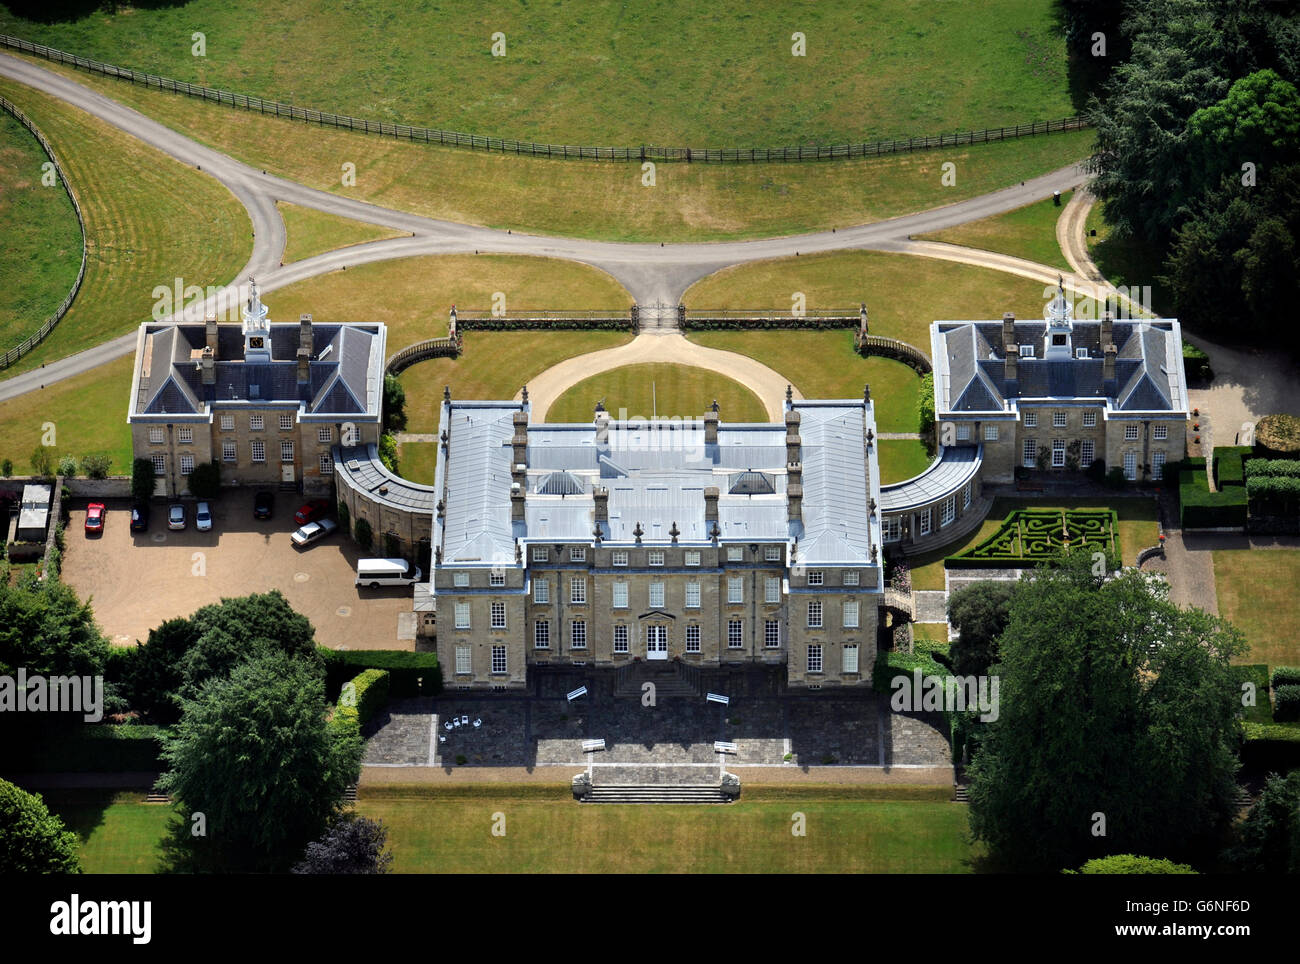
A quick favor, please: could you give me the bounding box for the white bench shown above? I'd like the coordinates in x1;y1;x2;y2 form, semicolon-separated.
582;739;606;753
714;741;738;754
567;686;588;702
706;693;730;705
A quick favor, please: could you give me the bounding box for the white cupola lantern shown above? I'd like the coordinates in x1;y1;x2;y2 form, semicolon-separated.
1043;276;1074;359
242;277;272;363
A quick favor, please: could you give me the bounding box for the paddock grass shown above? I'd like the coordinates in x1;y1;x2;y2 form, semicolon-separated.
277;202;405;264
0;354;133;474
399;331;635;434
547;362;767;424
0;108;81;354
878;439;934;485
9;56;1095;243
908;497;1159;591
686;331;924;435
357;791;976;873
266;254;631;350
919;191;1073;272
0;77;251;379
1;0;1074;146
684;250;1054;348
1213;549;1300;668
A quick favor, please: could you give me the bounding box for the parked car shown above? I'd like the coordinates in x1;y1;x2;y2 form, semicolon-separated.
168;504;186;530
253;491;274;519
130;502;150;532
293;499;330;525
84;502;106;535
291;518;338;548
195;501;213;532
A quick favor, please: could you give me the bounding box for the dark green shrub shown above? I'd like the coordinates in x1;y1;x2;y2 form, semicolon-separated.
383;532;401;558
1213;446;1251;487
80;454;112;479
338;501;350;532
318;648;441;698
131;457;156;503
1245;459;1300;478
1240;723;1300;772
1105;466;1127;488
57;455;77;478
339;669;390;727
1085;458;1106;483
188;461;221;499
1274;685;1300;722
1182;342;1213;380
1;458;11;476
1271;666;1300;688
354;518;373;550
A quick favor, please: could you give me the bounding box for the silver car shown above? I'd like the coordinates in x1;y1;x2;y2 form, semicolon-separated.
195;501;213;532
291;518;338;548
167;504;186;530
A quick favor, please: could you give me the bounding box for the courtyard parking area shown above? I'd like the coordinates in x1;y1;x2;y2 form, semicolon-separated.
61;490;418;650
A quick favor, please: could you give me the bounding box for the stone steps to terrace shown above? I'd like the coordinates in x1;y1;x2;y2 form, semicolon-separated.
581;785;732;805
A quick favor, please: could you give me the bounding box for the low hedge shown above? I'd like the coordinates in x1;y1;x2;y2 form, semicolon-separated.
318;648;441;699
1271;666;1300;688
1182;342;1213;380
1231;664;1272;724
1246;475;1300;514
1240;721;1300;772
5;724;165;772
1244;458;1300;479
680;316;857;331
1274;685;1300;722
457;318;633;331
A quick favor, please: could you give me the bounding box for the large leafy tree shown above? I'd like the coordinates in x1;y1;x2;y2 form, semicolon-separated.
946;580;1018;677
158;651;362;872
175;590;318;697
0;779;80;874
967;553;1246;871
292;814;393;874
0;574;113;679
1222;771;1300;873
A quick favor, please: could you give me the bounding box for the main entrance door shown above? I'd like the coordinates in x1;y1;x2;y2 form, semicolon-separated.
646;625;668;660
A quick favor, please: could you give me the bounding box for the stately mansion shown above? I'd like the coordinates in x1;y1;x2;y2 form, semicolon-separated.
429;394;886;689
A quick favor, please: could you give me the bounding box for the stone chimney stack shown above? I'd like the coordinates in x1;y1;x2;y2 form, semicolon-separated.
1004;312;1020;397
296;347;310;385
785;410;802;464
1002;312;1016;352
787;460;802;488
1101;310;1113;348
512;411;529;467
510;481;525;522
299;313;313;352
787;482;803;523
704;486;719;523
1103;343;1117;395
703;408;719;445
205;316;218;357
593;486;609;524
200;346;216;386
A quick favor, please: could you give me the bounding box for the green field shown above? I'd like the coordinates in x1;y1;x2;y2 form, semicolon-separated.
39;786;976;874
684;250;1054;348
548;362;767;424
1214;549;1300;669
400;331;635;433
0;77;252;379
266;253;631;350
0;109;81;354
908;497;1160;591
0;354;133;474
10;55;1095;243
1;0;1074;146
878;438;934;485
919;191;1073;272
277;202;404;264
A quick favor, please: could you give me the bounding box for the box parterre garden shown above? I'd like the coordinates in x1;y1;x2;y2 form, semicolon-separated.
947;508;1119;569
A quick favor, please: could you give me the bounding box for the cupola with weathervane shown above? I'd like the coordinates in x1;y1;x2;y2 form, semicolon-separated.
242;277;272;363
1043;275;1074;359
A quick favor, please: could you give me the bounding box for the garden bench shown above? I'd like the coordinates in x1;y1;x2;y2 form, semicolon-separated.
582;739;606;752
714;741;738;754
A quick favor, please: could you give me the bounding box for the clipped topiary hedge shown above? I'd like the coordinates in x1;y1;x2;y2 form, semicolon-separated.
1213;446;1252;488
1274;685;1300;722
1179;468;1246;528
1271;666;1300;688
1245;458;1300;478
337;669;390;727
948;508;1118;567
1240;721;1300;772
1255;414;1300;457
318;648;441;699
1182;342;1212;381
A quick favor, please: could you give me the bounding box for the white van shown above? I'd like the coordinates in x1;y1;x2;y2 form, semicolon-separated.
355;558;422;588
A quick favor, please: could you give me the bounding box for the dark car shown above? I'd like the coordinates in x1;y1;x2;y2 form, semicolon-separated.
293;499;330;526
84;502;106;535
254;491;274;519
130;502;150;531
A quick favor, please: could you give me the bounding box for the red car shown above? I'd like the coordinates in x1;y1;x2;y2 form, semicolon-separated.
84;502;106;535
293;499;330;526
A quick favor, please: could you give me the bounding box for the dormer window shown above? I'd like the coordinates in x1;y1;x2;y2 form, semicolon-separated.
1019;344;1035;358
1076;348;1089;359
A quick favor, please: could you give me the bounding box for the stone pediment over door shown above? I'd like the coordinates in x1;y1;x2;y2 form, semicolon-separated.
637;610;676;621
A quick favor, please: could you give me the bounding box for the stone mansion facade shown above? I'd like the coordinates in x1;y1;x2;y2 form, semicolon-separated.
430;393;887;690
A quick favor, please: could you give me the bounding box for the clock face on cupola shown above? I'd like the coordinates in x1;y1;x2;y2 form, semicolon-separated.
242;277;272;363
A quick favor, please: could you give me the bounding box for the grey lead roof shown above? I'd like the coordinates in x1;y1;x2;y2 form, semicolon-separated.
879;445;980;513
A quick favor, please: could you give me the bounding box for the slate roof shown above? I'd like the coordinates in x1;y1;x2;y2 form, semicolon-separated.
935;318;1186;414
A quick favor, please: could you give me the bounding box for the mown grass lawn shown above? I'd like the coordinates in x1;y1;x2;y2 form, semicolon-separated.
1213;549;1300;669
277;202;404;264
40;791;173;875
547;362;767;424
400;331;635;434
1;0;1074;146
684;250;1054;348
358;790;976;873
11;56;1095;243
267;254;630;351
0;78;252;379
919;191;1073;272
0;110;81;354
908;496;1159;591
686;330;924;435
0;355;134;475
878;439;934;485
395;441;438;487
